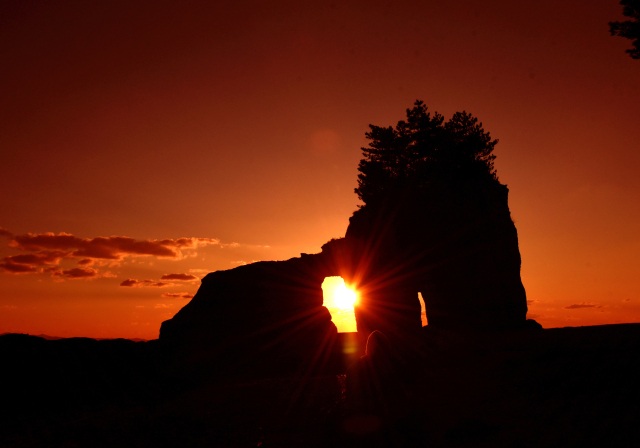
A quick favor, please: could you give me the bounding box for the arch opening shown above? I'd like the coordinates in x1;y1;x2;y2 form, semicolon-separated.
418;292;428;326
321;276;358;333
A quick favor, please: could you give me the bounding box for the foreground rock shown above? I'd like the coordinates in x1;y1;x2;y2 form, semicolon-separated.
2;325;639;447
344;178;529;339
160;254;340;376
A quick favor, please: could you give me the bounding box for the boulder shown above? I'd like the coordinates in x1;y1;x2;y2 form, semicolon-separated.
159;253;339;376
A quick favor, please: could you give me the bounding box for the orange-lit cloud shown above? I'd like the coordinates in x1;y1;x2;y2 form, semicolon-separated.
564;303;604;309
162;292;194;299
0;230;222;278
154;303;174;309
0;250;68;274
119;279;170;288
11;233;219;260
160;273;198;281
55;267;99;279
0;259;38;273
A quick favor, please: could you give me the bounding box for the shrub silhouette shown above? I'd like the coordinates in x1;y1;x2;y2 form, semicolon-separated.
355;100;499;208
610;0;640;59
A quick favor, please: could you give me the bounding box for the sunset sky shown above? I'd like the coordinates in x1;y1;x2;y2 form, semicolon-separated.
1;1;639;339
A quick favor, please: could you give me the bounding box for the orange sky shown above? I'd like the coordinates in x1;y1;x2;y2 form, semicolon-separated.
1;1;639;339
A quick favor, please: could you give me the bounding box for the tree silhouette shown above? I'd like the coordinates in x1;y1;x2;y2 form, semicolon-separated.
355;100;498;206
610;0;640;59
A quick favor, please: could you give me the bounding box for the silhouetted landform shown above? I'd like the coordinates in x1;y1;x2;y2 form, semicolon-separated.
160;101;533;374
0;334;160;438
4;102;638;446
343;178;529;338
345;100;531;339
2;325;640;447
159;255;342;377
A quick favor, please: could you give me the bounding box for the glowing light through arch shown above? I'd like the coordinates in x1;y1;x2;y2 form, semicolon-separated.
322;276;358;333
333;282;358;310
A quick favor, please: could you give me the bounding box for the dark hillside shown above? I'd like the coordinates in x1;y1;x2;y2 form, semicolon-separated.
1;325;639;447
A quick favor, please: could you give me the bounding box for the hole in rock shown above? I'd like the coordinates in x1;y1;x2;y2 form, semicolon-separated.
418;292;428;326
322;276;358;333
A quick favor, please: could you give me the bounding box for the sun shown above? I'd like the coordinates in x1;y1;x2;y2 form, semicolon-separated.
332;281;358;310
321;276;358;332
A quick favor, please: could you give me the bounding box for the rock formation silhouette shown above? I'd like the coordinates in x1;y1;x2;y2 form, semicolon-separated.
343;178;528;339
159;101;532;373
160;254;341;375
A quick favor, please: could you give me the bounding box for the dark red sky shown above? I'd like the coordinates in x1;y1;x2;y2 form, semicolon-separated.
1;1;639;339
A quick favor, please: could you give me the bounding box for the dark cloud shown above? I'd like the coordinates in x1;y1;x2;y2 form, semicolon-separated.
120;279;169;287
6;251;67;266
56;267;98;279
10;233;220;260
564;303;603;309
160;273;198;281
162;292;194;299
14;234;171;259
0;260;38;273
120;279;138;287
1;231;222;279
0;250;67;274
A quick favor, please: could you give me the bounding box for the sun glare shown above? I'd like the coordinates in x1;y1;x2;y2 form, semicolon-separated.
322;276;358;333
333;282;358;310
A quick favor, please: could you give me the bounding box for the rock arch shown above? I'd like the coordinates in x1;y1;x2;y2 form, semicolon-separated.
159;181;529;374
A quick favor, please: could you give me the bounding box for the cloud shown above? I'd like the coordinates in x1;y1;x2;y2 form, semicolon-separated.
120;279;170;287
0;250;68;274
55;268;99;279
154;303;173;309
160;273;198;281
11;233;219;260
564;303;603;309
0;260;39;273
162;292;194;299
0;230;224;279
6;251;68;266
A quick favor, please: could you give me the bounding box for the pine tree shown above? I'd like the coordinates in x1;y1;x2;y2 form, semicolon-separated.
355;100;498;206
610;0;640;59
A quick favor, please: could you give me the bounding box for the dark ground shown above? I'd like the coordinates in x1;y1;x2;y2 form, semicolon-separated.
1;324;639;447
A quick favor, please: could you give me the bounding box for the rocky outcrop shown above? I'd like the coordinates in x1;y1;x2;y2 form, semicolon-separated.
160;177;530;375
159;254;341;376
343;178;528;338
